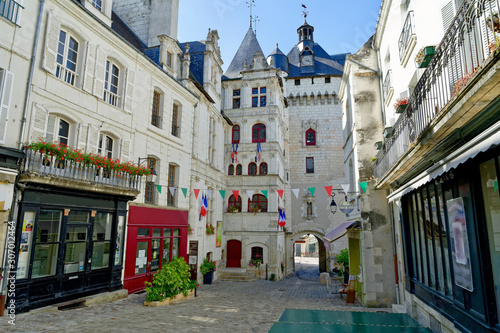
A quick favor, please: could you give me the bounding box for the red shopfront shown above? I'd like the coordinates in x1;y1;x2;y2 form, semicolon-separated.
124;206;188;293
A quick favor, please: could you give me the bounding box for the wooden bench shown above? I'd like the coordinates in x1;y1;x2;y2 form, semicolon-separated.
339;275;356;303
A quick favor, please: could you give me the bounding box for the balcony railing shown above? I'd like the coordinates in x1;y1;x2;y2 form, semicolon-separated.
375;0;500;180
22;149;142;191
0;0;23;25
398;11;416;61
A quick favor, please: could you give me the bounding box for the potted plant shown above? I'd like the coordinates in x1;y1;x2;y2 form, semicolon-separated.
188;224;193;235
249;254;263;269
486;13;500;33
336;248;349;284
488;36;500;54
226;204;239;213
415;45;436;68
200;258;217;284
144;257;197;306
206;223;215;235
393;97;408;113
249;204;262;214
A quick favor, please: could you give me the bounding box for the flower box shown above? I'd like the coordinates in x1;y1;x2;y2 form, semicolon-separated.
415;46;436;68
383;126;394;138
396;103;408;113
144;289;195;307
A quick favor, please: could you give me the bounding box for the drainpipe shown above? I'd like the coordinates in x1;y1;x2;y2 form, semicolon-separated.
389;201;400;304
18;0;45;149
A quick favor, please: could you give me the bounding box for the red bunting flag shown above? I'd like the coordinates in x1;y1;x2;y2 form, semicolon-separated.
277;189;284;199
324;186;333;197
232;190;240;199
194;189;200;199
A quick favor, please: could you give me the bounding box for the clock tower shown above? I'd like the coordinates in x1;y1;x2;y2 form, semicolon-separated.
297;20;315;72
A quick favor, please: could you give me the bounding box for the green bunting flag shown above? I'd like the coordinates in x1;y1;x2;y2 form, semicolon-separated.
219;190;226;200
359;181;367;193
156;185;162;194
494;181;498;192
261;190;268;198
181;188;187;198
308;187;316;196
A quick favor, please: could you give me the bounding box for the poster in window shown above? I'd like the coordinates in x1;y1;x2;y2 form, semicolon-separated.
447;197;473;291
216;221;223;247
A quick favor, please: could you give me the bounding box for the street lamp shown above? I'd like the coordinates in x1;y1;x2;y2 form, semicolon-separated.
330;192;337;214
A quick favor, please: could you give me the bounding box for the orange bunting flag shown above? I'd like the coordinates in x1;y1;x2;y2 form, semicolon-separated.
324;186;333;197
194;189;200;199
232;190;240;199
277;189;284;199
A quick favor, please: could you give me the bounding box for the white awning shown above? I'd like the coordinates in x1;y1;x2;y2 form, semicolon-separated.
387;120;500;203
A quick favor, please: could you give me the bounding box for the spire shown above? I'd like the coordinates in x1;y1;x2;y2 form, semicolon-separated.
224;27;264;79
247;0;255;29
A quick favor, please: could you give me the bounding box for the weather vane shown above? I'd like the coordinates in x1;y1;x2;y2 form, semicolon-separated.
253;15;260;35
246;0;255;28
301;4;308;18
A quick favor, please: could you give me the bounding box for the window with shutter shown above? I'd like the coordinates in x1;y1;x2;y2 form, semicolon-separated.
104;60;119;106
0;69;14;144
55;30;79;86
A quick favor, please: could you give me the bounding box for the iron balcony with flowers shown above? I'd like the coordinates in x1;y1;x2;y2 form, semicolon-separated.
21;140;150;193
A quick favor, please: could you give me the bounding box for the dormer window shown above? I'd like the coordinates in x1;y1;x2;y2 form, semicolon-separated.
167;52;172;68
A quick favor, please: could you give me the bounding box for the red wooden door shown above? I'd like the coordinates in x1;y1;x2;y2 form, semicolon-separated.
227;240;241;268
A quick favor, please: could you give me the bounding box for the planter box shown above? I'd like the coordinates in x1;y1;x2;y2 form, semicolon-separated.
417;46;436;68
383;127;394;138
143;289;195;307
395;103;408;114
374;141;383;150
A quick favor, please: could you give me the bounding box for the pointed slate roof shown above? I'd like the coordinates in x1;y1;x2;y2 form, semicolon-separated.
286;43;345;77
269;44;285;56
223;28;264;79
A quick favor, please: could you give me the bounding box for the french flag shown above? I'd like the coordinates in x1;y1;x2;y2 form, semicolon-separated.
200;194;208;220
235;143;238;163
256;142;261;163
278;209;286;227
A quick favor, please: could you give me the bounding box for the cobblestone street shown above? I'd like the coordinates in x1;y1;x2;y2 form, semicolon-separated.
0;274;389;333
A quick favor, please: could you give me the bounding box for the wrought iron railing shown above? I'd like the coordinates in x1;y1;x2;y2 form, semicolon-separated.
22;149;142;191
399;11;416;61
375;0;500;180
383;69;393;101
0;0;23;25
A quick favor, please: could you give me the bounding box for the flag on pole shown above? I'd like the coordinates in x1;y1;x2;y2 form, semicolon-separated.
256;142;262;163
278;209;286;227
231;144;235;162
235;143;238;163
200;194;208;218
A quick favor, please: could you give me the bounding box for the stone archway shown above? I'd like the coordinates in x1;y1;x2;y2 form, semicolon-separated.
287;230;328;276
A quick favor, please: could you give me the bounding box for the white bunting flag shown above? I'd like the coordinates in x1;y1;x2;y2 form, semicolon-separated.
247;190;254;198
292;188;300;199
341;184;350;195
169;187;175;196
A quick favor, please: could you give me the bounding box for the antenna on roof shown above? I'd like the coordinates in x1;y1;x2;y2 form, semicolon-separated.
253;15;260;36
246;0;255;29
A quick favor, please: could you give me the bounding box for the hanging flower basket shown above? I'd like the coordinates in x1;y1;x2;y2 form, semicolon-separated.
415;46;436;68
394;98;408;113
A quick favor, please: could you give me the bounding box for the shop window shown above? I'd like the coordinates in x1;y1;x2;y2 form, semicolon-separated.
252;87;266;107
91;212;113;270
228;164;234;175
259;163;268;175
306;157;314;173
251;246;263;260
232;89;240;109
236;164;242;175
252;123;266;143
232;125;240;144
104;60;120;106
138;228;149;237
248;162;257;175
114;216;125;265
162;228;180;266
56;30;79;86
305;128;316;146
64;211;90;274
151;90;162;128
248;194;267;212
228;195;242;212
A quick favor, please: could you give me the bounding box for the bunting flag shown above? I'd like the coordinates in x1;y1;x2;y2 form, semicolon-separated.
277;189;284;199
261;190;268;198
169;187;175;196
494;181;498;192
219;190;226;200
256;142;262;163
181;188;187;198
232;190;240;199
359;181;368;193
200;194;208;218
341;184;350;196
324;186;333;197
156;185;162;194
308;187;316;196
194;189;200;199
247;190;254;199
207;189;213;199
292;188;300;199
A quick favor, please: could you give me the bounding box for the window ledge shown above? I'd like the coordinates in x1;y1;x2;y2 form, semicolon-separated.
400;34;417;68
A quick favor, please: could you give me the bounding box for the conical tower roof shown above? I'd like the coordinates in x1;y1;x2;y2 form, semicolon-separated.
224;28;264;79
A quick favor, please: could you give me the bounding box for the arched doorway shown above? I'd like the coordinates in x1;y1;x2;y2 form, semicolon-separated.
227;240;242;268
288;232;328;277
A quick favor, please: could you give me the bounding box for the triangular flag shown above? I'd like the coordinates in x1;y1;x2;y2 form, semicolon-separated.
359;181;368;193
181;188;187;198
156;185;162;193
232;190;239;199
194;189;200;199
219;190;226;200
247;190;254;199
169;187;175;196
292;189;300;199
308;187;316;196
207;189;213;199
261;190;268;198
277;189;284;199
494;181;498;192
341;184;350;195
324;186;333;197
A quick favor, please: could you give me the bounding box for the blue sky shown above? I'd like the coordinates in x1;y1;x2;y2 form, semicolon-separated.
178;0;382;72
